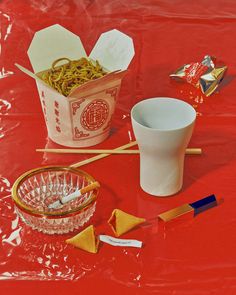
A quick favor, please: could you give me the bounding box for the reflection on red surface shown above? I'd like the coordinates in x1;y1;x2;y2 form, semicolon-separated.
1;0;236;294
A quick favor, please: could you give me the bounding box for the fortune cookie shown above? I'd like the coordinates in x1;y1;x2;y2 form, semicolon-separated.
66;225;99;253
108;209;146;237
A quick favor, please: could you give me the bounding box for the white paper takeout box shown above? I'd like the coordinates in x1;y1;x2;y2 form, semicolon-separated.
16;24;134;147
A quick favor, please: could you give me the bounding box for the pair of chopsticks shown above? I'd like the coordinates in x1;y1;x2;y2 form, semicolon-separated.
36;141;202;168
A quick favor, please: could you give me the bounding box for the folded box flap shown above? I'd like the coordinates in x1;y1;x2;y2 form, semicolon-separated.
27;24;87;73
89;29;134;72
15;63;60;96
68;70;127;99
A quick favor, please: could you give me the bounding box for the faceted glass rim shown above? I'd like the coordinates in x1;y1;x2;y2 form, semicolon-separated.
11;166;99;218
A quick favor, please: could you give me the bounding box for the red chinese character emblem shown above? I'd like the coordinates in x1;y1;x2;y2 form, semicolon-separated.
56;126;61;133
106;87;118;99
74;128;89;139
80;99;109;131
54;109;60;116
54;101;59;108
72;98;85;115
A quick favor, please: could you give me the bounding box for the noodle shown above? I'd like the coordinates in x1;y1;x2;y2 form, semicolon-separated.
38;57;107;96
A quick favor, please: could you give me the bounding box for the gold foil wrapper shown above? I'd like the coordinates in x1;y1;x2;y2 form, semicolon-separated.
199;66;227;96
158;204;194;222
170;55;227;96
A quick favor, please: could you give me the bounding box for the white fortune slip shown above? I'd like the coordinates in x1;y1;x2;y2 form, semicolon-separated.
48;181;100;209
99;235;142;248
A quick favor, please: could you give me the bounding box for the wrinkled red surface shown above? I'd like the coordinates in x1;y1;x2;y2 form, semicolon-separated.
1;0;236;294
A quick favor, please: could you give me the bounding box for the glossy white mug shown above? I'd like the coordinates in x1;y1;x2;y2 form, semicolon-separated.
131;97;196;197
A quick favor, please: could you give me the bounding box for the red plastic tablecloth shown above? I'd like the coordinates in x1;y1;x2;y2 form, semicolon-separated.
1;0;236;294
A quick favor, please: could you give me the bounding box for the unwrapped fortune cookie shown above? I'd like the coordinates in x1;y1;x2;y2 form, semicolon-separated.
108;209;146;237
66;225;99;253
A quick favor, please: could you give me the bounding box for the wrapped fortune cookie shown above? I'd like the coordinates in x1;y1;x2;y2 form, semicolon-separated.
170;55;227;96
66;225;99;253
108;209;146;237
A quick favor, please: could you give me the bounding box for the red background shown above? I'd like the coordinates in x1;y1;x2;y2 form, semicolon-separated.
1;0;236;294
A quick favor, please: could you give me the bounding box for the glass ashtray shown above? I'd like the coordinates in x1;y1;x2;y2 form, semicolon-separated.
11;166;99;234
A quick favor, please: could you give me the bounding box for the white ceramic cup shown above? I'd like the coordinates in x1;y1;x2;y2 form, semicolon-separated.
131;97;196;197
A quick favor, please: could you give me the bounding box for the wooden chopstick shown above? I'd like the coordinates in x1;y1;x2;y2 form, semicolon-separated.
36;148;202;155
70;141;138;168
36;140;202;168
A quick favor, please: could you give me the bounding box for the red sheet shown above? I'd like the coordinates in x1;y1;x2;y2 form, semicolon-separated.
1;0;236;294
